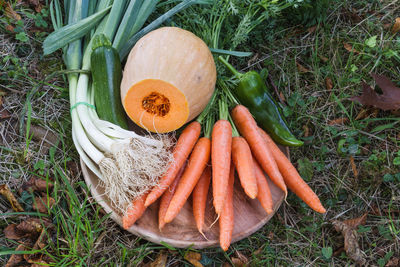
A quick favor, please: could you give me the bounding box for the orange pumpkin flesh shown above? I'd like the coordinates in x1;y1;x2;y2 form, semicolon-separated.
123;79;189;133
121;27;216;133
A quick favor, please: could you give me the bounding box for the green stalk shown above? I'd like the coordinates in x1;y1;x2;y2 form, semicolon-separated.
113;0;144;51
103;0;126;41
218;56;243;79
119;0;210;59
204;113;214;139
196;90;218;124
228;114;239;137
218;97;229;121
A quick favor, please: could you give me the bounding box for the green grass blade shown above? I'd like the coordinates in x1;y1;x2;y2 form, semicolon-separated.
43;6;111;55
119;0;210;59
113;0;144;51
209;48;253;57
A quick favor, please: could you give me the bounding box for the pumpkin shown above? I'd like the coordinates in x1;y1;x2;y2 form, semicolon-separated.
120;27;216;133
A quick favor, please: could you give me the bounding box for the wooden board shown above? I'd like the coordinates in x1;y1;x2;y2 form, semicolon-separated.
80;146;288;249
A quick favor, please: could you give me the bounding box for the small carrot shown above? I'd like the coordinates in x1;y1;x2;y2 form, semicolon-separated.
193;166;211;235
231;105;287;196
232;136;258;199
212;99;233;215
219;163;235;251
258;128;326;213
164;137;211;223
122;192;149;229
158;161;187;230
145;121;201;207
253;160;273;214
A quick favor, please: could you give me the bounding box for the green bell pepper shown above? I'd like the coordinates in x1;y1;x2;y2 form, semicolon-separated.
219;57;303;147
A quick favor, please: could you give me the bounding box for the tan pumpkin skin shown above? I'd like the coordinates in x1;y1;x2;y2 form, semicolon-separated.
121;27;216;133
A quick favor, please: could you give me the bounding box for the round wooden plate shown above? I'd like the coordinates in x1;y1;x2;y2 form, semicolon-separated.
80;146;288;249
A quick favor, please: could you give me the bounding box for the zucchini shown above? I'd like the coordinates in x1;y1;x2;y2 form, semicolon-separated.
91;34;128;129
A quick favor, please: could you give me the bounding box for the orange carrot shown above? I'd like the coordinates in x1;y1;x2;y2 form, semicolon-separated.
231;105;287;195
122;192;149;229
258;128;326;213
164;137;211;223
158;161;187;230
219;163;235;251
254;160;273;214
145;121;201;207
211;120;232;215
193;165;211;235
232;136;258;199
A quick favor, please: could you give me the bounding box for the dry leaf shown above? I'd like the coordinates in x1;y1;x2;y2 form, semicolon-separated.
5;2;21;21
307;25;317;34
319;55;329;62
231;257;247;267
29;124;59;155
344;213;367;228
4;224;25;240
149;252;167;267
332;220;366;265
20;176;53;193
325;77;333;90
355;108;369;120
386;257;400;267
5;243;30;267
0;184;24;212
28;0;43;13
5;24;14;32
184;252;203;267
302;125;310;137
296;61;311;73
24;229;47;263
343;42;360;54
349;156;358;178
279;92;286;102
350;73;400;111
391;17;400;34
0;109;11;119
33;195;55;213
328;118;349;125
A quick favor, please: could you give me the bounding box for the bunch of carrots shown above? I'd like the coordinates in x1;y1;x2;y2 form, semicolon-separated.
122;85;326;251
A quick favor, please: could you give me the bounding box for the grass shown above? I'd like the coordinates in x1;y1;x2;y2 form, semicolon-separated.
1;0;399;266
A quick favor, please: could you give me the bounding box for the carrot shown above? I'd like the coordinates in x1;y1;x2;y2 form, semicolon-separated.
145;121;201;207
122;192;149;229
232;136;258;199
193;165;211;235
211;119;232;215
231;105;287;196
158;161;187;230
254;160;273;214
219;163;235;251
258;128;326;213
164;137;211;223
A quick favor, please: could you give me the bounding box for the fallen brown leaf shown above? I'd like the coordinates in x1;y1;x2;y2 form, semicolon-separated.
5;2;21;21
184;251;203;267
4;224;25;240
319;55;329;62
0;184;24;212
0;109;11;119
231;257;247;267
343;42;360;54
296;61;311;73
149;252;167;267
302;125;310;137
391;17;400;34
234;251;248;266
328;118;349;125
20;176;53;194
349;156;358;178
355;108;369;120
279;92;286;102
29;124;59;155
325;77;333;90
350;73;400;111
386;257;400;267
5;242;30;267
24;229;47;263
307;25;317;34
332;220;366;265
33;195;55;213
5;24;14;32
343;213;367;228
27;0;43;13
